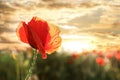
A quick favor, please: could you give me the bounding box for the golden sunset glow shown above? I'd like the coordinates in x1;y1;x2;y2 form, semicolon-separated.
60;35;97;53
62;40;96;53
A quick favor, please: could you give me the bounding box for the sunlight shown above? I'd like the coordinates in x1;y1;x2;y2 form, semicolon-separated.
62;40;97;53
59;35;98;53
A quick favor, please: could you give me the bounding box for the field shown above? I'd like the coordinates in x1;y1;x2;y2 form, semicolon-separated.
0;49;120;80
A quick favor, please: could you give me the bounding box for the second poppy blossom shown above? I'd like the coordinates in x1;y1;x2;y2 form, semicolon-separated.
96;57;105;66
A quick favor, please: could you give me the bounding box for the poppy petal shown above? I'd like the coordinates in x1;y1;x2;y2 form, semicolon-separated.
28;27;47;59
28;17;51;59
28;17;50;47
47;23;60;37
16;22;28;43
45;23;62;54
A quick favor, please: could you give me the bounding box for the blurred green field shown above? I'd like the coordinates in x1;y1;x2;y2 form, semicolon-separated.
0;49;120;80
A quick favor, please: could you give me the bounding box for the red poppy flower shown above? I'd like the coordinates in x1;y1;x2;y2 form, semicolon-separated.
115;52;120;61
97;51;104;57
106;51;115;59
72;52;79;59
67;59;73;64
92;50;97;54
92;50;103;56
16;17;62;59
96;57;105;66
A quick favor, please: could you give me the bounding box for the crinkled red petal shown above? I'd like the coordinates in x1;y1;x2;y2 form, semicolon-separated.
28;17;51;59
16;22;28;43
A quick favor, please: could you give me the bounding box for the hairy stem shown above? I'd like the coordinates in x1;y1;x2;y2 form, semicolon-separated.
25;49;38;80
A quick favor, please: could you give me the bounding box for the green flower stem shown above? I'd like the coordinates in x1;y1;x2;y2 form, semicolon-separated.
25;49;38;80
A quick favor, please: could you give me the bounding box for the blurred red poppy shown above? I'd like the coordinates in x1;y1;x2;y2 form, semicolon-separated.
67;59;73;64
16;17;62;59
72;52;79;59
106;53;114;59
97;51;104;57
92;50;104;57
92;50;97;54
115;52;120;61
106;51;115;59
96;57;105;66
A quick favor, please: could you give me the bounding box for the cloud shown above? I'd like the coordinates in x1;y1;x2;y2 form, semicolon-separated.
0;0;120;50
67;7;104;29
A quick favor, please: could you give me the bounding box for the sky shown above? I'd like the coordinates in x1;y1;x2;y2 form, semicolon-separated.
0;0;120;52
